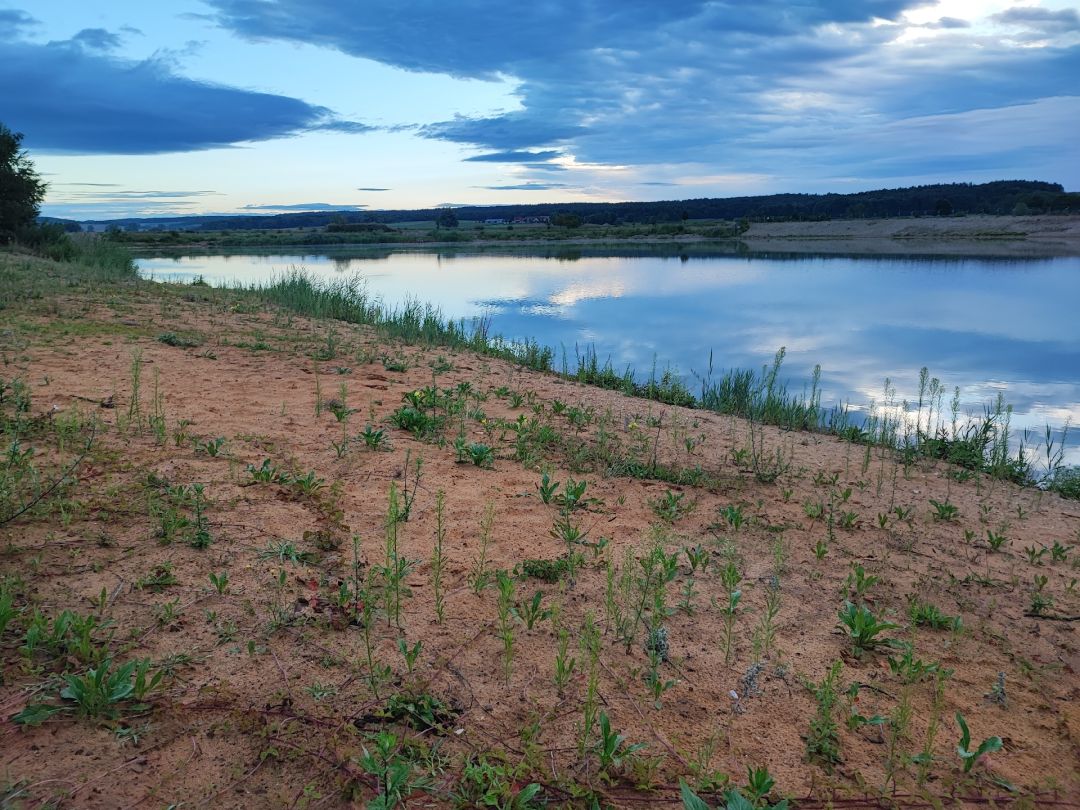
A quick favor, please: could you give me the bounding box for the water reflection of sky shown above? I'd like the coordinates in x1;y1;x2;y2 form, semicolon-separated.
138;251;1080;464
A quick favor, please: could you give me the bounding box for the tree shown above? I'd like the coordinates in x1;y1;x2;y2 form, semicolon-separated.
551;212;582;228
435;208;459;229
933;198;953;216
1;123;47;244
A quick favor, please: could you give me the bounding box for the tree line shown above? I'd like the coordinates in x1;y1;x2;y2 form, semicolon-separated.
76;180;1078;233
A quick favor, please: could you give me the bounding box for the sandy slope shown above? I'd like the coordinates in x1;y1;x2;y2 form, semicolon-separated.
0;280;1078;808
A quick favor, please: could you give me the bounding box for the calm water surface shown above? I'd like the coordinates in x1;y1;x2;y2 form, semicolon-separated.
138;249;1080;464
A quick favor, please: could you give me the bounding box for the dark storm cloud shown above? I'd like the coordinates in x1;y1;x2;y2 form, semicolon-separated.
464;150;563;163
196;1;1080;186
1;32;373;154
993;7;1080;33
69;28;123;51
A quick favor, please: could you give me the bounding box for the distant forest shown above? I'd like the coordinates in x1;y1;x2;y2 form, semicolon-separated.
68;180;1079;232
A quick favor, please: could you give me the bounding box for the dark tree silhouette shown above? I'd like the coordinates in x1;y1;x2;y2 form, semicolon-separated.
435;208;459;228
1;123;47;244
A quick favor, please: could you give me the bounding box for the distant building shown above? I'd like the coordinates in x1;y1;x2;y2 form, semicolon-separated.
483;218;508;225
511;215;550;224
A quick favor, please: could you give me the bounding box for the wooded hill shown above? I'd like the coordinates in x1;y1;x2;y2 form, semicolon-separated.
72;180;1078;232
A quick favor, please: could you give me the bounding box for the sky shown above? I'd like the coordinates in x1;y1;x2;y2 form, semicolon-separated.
2;0;1077;221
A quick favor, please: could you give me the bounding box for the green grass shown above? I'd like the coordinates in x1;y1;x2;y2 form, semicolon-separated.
1;244;1061;489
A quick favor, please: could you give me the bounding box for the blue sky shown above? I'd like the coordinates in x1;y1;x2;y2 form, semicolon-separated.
3;0;1077;220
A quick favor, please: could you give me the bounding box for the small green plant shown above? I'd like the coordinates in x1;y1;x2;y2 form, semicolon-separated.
1023;544;1048;565
907;596;962;631
291;470;326;496
804;660;842;768
157;331;200;348
454;757;540;809
845;564;880;602
685;544;710;574
512;590;552;630
752;583;781;659
356;730;433;808
136;563;178;592
537;472;559;504
15;657;161;724
986;529;1008;551
431;490;446;623
496;571;517;682
259;540;316;565
955;712;1002;773
247;458;287;484
837;601;898;657
680;768;788;809
360;425;389;451
595;711;647;779
986;671;1007;706
813;539;828;560
208;571;229;595
651;489;693;523
396;638;422;674
718;562;742;665
517;556;572;583
929;498;959;522
887;643;950;684
306;682;337;701
721;503;745;531
455;439;495;468
195;436;227;457
1050;540;1073;562
1029;574;1053;615
468;502;495;594
554;625;576;695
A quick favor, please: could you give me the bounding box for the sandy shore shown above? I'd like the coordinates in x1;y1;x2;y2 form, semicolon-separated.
1;267;1078;807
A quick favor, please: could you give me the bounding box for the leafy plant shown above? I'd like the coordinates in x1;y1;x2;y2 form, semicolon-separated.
803;661;842;768
986;529;1008;551
356;730;433;808
361;424;389;450
837;601;898;656
291;470;326;496
454;756;542;809
258;540;316;565
651;489;693;523
929;498;959;522
595;711;647;778
907;596;962;631
195;436;227;457
396;638;422;674
538;472;559;504
955;712;1002;773
887;643;950;684
247;458;287;484
136;562;178;592
512;590;552;630
517;556;572;583
455;439;494;468
15;657;161;724
845;564;879;601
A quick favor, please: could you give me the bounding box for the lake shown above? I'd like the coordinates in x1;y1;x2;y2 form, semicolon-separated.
137;248;1080;466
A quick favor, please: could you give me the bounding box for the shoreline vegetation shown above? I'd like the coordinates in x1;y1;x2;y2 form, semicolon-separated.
106;213;1080;259
240;268;1076;493
5;237;1078;496
2;239;1079;808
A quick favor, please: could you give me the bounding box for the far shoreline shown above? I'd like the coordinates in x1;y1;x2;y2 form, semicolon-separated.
116;213;1080;259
